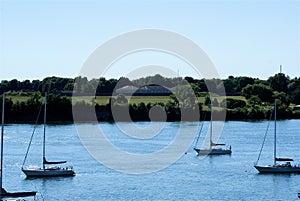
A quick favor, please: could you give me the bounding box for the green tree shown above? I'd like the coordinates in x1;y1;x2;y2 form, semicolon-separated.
236;77;254;92
115;94;128;105
248;95;262;105
242;83;274;102
212;98;219;107
190;83;201;96
273;91;290;106
287;77;300;104
116;77;133;88
268;73;289;92
223;78;236;93
170;85;196;109
8;79;20;91
204;96;211;105
26;92;42;108
220;98;246;109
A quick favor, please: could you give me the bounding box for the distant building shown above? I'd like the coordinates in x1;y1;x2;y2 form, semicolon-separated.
115;85;138;94
293;105;300;111
115;84;172;96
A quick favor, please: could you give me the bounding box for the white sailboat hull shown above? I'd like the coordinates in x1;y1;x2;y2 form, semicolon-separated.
22;167;75;177
22;93;75;178
194;148;232;155
254;165;300;173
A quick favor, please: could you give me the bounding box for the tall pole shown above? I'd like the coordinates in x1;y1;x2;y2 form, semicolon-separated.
274;99;277;165
1;93;5;190
280;65;282;74
43;93;47;170
210;101;213;149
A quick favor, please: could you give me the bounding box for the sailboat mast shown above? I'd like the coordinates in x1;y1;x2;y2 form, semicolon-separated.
43;93;47;170
210;101;212;149
0;94;4;190
274;100;277;165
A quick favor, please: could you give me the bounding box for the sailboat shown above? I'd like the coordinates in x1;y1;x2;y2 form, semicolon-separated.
0;93;36;199
194;102;232;155
254;100;300;173
22;93;75;177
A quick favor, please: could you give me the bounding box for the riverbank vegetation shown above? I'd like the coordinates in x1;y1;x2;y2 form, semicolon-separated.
0;73;299;122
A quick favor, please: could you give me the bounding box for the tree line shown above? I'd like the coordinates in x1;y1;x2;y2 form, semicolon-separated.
1;73;299;104
0;73;299;122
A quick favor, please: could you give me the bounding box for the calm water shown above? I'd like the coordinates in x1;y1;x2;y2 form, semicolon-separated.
2;120;300;200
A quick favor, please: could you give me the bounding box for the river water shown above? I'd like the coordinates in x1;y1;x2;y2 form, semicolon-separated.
2;120;300;200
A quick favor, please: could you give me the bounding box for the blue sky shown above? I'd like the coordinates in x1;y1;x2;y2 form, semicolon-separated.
0;0;299;80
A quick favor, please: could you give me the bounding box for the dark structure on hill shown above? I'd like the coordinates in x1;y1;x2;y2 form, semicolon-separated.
115;84;173;96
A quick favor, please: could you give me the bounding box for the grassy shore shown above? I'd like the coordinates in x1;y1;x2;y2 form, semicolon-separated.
7;94;246;107
3;93;299;122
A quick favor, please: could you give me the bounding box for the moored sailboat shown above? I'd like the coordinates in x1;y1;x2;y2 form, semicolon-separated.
21;93;75;177
194;103;231;155
254;100;300;173
0;93;36;199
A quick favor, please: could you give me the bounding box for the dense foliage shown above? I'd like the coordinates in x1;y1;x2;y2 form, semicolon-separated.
0;73;299;122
